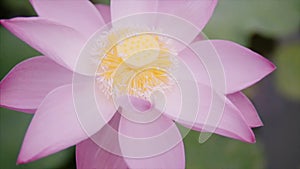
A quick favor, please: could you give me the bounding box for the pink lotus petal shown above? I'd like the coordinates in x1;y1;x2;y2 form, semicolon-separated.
72;77;117;138
179;40;276;94
17;85;87;164
111;0;158;22
116;96;152;113
111;0;217;32
177;45;211;90
157;0;218;32
0;17;86;70
227;92;263;127
76;113;128;169
0;56;72;114
30;0;105;38
17;84;115;164
76;139;128;169
210;40;276;93
110;0;217;52
192;33;205;43
118;113;185;169
163;82;255;143
95;4;111;24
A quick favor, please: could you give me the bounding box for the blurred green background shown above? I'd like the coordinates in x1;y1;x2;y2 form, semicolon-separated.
0;0;299;169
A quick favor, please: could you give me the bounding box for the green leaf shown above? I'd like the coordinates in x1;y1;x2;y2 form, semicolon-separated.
274;42;300;101
203;0;300;45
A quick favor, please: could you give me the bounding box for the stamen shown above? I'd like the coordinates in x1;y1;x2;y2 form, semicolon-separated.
117;34;160;68
96;27;177;99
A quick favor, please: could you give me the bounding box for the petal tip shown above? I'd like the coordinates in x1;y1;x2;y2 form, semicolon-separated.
16;160;25;165
16;158;32;165
269;61;277;72
17;147;41;165
246;130;256;143
213;0;219;6
16;155;29;165
249;120;263;128
263;56;276;72
249;139;256;144
260;59;276;80
259;122;264;127
0;18;19;30
0;19;8;26
253;120;264;128
259;53;276;74
17;149;30;165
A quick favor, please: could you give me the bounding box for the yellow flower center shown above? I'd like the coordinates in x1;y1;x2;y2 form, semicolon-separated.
117;35;160;68
97;29;175;99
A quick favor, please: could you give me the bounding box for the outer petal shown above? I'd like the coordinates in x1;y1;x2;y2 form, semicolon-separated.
211;40;276;93
157;0;218;32
0;56;72;114
111;0;158;22
118;113;185;169
17;84;115;164
163;82;256;143
111;0;217;32
30;0;105;38
177;45;211;90
179;40;276;93
95;4;111;24
76;113;128;169
0;17;86;70
227;92;263;127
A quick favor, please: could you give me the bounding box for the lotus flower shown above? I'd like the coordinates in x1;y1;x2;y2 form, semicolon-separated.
0;0;275;169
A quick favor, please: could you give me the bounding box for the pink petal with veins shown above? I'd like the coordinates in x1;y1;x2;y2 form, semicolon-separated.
30;0;105;38
227;92;263;127
0;56;72;114
0;18;86;70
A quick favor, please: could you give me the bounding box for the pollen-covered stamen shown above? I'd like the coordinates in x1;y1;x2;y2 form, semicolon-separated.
97;29;176;99
117;35;160;68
